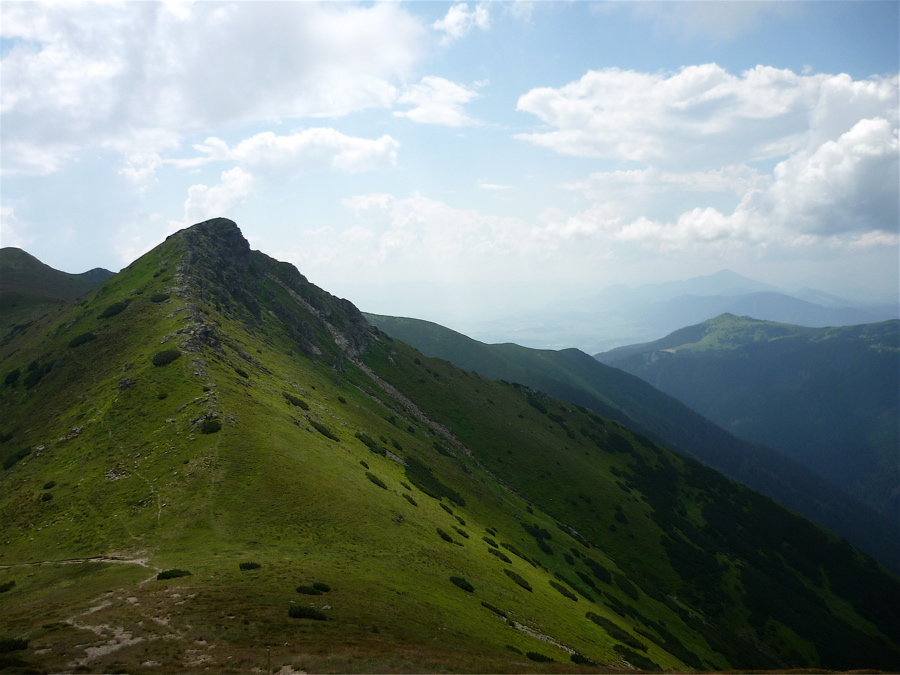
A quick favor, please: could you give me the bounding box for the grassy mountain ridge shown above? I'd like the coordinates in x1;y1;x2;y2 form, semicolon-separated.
598;314;899;518
0;246;114;333
365;313;899;574
1;219;898;673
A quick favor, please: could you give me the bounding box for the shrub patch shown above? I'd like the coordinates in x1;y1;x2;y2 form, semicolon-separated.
68;332;97;348
450;576;474;592
151;349;181;366
157;569;191;580
504;569;532;592
288;605;327;620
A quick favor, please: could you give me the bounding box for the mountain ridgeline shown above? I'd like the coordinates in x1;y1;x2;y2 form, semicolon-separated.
366;313;899;573
597;314;900;519
1;219;898;674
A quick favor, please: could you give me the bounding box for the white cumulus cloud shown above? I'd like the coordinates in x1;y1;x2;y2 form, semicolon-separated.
433;3;490;45
0;2;424;176
395;77;480;126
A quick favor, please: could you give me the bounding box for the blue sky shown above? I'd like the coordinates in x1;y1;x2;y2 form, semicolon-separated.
1;1;898;322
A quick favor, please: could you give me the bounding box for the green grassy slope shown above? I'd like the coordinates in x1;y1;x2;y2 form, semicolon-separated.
365;313;899;574
0;220;898;674
598;314;900;518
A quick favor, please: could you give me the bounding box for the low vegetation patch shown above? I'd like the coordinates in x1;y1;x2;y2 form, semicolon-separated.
481;602;507;618
3;369;20;386
312;582;331;592
487;548;512;563
585;612;647;651
2;448;31;471
239;562;261;571
288;605;327;620
68;332;97;348
570;652;599;667
99;300;129;318
526;651;553;663
310;419;339;442
402;493;417;506
365;472;388;489
549;579;578;601
437;528;454;544
234;367;249;378
503;569;532;592
403;456;465;506
151;349;181;366
200;419;221;434
0;638;28;654
0;581;15;593
450;576;474;592
296;585;322;595
150;293;170;303
613;645;660;671
157;569;191;580
283;392;310;409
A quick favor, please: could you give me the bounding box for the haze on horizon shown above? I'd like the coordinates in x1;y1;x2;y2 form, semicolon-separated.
1;1;897;323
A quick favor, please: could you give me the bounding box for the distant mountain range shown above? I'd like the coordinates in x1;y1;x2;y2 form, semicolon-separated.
454;270;899;353
597;313;900;519
0;246;114;331
365;312;899;573
2;220;899;673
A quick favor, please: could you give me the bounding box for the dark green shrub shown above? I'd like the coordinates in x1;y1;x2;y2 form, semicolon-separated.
402;493;418;507
0;638;28;653
283;392;309;409
157;569;191;580
504;569;532;591
440;503;454;515
576;570;597;589
288;605;327;620
40;492;53;502
526;651;553;662
403;456;466;507
454;515;466;526
488;548;512;564
437;528;454;543
150;293;170;303
550;580;578;601
68;332;97;348
3;448;31;470
483;537;498;548
433;441;454;457
234;367;249;378
157;391;168;400
454;527;469;539
613;645;659;670
500;543;535;567
360;460;369;469
312;582;331;592
200;419;221;434
614;573;639;601
585;558;612;584
391;438;403;451
23;362;51;388
365;472;387;489
506;645;522;654
0;581;15;593
450;576;474;592
43;481;56;490
100;300;129;318
585;612;647;651
151;349;181;366
571;652;598;667
3;369;20;386
296;585;322;595
338;396;347;404
239;562;261;571
481;602;507;618
310;419;339;441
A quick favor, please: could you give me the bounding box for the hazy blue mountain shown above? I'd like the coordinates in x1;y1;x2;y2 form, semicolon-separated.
453;271;898;353
365;312;899;573
598;314;899;518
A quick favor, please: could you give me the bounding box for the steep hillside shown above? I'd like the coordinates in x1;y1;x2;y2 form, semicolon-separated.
0;247;114;332
366;313;899;574
598;314;900;518
1;220;898;674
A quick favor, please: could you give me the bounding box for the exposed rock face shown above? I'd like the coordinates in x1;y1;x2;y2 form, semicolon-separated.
169;217;372;361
